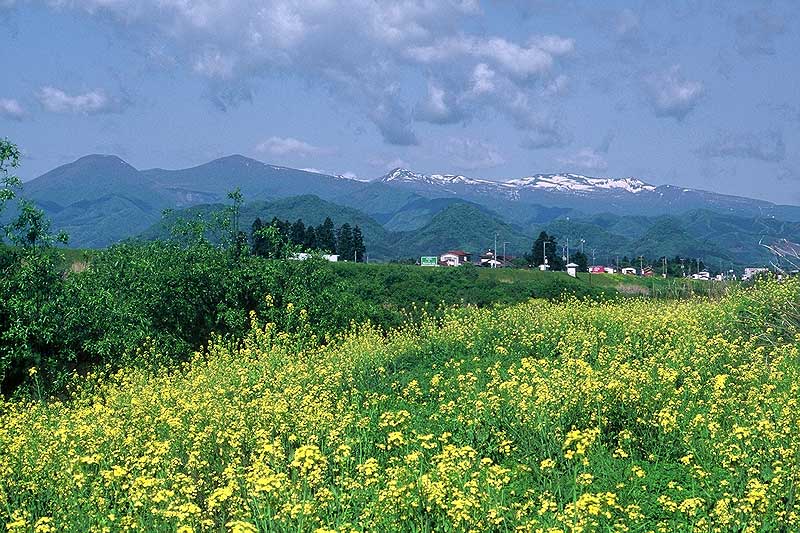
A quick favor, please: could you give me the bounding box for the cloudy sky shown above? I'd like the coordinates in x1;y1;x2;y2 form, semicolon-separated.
1;0;799;204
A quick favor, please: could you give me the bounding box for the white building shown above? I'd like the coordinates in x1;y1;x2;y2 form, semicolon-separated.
439;250;471;266
566;262;579;277
291;252;339;262
743;267;769;280
621;267;637;275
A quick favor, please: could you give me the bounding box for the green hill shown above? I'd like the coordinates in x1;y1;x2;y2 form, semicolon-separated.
392;203;531;258
143;194;394;259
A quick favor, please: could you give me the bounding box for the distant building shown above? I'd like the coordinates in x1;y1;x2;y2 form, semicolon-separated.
692;271;711;281
566;262;579;277
621;267;637;275
743;267;769;280
291;252;339;262
589;266;606;274
604;267;617;274
479;249;512;268
439;250;472;266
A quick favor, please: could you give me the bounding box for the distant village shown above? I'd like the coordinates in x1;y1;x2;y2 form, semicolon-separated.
420;248;780;282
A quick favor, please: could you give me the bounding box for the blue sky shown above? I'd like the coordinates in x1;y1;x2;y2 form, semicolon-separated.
1;0;799;204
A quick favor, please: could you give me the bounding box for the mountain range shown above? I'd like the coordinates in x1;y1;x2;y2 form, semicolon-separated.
13;153;800;265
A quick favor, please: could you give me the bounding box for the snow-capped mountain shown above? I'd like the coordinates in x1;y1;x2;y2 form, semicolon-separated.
375;167;800;221
380;168;655;194
378;168;657;199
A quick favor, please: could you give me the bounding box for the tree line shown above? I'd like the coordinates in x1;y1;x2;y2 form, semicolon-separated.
528;230;720;276
251;216;366;262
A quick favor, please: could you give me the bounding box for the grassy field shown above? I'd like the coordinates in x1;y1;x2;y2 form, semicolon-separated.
2;279;798;532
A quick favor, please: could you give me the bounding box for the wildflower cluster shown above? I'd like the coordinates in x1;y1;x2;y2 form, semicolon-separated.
1;279;800;531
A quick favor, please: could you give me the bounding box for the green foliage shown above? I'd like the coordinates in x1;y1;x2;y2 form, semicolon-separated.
0;139;22;219
5;199;69;250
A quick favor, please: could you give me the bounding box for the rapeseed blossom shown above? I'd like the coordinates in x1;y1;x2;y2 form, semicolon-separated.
1;279;799;531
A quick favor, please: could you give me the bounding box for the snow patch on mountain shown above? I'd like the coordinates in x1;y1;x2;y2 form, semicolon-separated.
379;169;656;196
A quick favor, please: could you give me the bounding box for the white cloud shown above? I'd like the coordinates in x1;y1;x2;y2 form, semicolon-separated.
646;65;704;120
470;63;496;95
445;137;505;170
39;2;576;145
0;98;25;121
415;84;465;125
37;86;124;115
558;148;608;172
406;34;573;80
255;136;334;157
540;74;568;97
370;92;418;146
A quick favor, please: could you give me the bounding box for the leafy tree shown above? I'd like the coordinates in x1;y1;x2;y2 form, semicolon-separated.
271;217;291;240
0;139;22;226
317;217;336;253
254;221;295;259
5;200;68;251
352;225;366;262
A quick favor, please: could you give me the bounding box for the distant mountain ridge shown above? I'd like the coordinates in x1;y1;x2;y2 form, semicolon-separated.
376;167;800;221
14;153;800;264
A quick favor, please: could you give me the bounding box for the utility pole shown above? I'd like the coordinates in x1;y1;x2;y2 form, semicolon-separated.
663;256;667;278
543;240;550;269
639;255;644;274
503;241;510;268
493;232;498;269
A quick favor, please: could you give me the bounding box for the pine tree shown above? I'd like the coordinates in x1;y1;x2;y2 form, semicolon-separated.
336;223;354;260
530;231;562;270
303;226;318;251
290;219;306;247
317;217;336;253
352;225;366;262
571;251;588;272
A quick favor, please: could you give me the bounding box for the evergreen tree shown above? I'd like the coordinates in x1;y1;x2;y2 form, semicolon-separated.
303;226;318;251
352;225;366;262
251;218;267;257
571;251;588;272
531;232;560;269
317;217;336;253
336;223;354;260
290;219;306;247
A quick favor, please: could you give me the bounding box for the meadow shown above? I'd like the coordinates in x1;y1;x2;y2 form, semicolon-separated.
2;278;799;532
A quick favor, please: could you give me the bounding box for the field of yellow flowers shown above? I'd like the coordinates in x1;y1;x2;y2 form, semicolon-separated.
2;279;799;532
